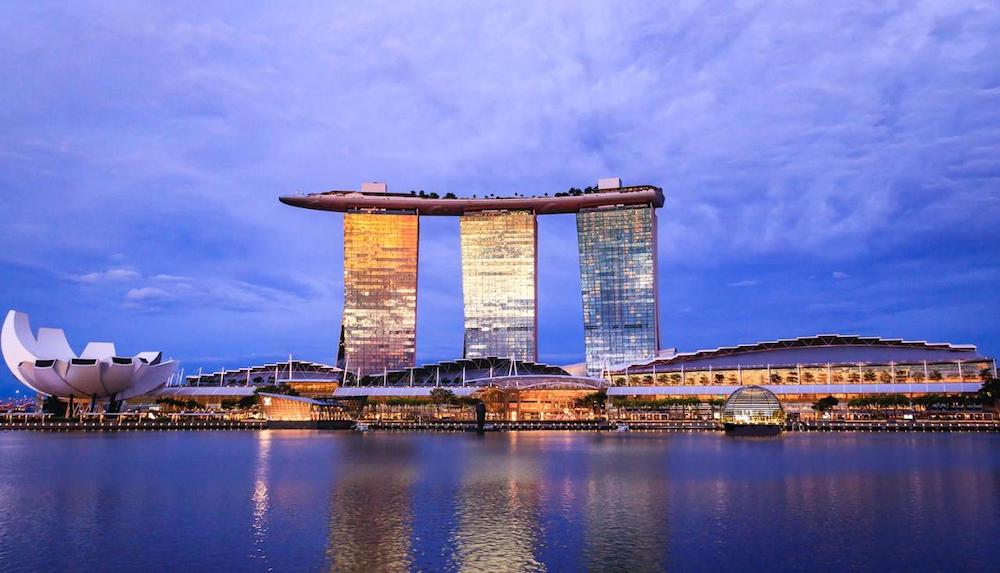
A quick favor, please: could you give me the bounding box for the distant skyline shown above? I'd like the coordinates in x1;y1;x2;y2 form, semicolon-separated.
2;2;999;394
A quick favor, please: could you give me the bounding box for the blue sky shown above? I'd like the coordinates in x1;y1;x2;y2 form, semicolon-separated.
2;2;999;394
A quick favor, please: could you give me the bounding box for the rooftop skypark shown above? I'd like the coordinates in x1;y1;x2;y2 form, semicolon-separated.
279;182;664;216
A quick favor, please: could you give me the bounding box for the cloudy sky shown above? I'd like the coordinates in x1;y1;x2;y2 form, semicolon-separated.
2;1;998;394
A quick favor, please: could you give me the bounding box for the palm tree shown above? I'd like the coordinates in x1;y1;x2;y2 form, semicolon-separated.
429;388;456;419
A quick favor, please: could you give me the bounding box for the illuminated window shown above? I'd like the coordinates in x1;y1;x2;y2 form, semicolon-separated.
460;211;537;361
577;205;659;375
341;212;419;375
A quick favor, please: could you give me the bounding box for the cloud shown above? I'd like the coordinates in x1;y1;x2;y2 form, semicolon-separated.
125;286;169;300
832;271;849;280
122;273;307;313
729;279;759;288
74;268;141;283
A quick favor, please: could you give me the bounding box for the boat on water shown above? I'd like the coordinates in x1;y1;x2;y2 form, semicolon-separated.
723;422;782;436
721;386;785;436
353;422;371;432
615;423;631;432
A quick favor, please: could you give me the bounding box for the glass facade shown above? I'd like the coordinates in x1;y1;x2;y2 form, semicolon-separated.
610;361;994;387
340;212;419;375
577;205;659;375
460;210;537;361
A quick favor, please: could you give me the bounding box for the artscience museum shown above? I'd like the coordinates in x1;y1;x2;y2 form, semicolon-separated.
1;310;175;412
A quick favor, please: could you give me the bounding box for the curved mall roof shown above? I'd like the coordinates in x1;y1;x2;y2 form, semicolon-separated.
279;185;664;216
335;357;606;397
334;375;606;398
617;334;988;373
354;356;568;386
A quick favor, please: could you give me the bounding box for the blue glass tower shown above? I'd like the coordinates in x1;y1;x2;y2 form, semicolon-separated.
577;202;659;375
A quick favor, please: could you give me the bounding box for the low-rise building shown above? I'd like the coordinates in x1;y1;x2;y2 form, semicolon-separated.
607;334;996;412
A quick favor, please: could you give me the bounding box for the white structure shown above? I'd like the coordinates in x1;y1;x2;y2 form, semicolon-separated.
1;310;175;400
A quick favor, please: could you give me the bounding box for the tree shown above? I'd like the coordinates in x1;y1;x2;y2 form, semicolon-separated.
802;371;815;385
929;370;943;381
575;389;607;414
255;384;298;396
444;192;457;199
429;388;456;404
977;375;1000;411
41;395;64;415
878;371;893;384
769;372;782;384
156;397;202;411
429;387;457;419
863;369;877;382
812;395;839;412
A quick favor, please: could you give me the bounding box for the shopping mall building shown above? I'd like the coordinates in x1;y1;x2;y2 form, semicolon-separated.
606;334;997;410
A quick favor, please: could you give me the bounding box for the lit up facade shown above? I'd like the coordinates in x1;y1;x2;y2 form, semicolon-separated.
577;205;659;375
280;179;664;374
340;211;419;375
606;335;997;405
460;210;537;360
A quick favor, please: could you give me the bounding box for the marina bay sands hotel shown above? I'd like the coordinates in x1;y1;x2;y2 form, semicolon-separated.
280;178;664;376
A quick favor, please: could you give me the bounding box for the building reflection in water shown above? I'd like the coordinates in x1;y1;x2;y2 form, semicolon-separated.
449;449;545;572
320;434;676;571
580;441;670;571
250;431;271;566
325;439;415;572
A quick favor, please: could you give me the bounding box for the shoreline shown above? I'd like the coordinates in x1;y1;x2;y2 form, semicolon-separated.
2;419;998;433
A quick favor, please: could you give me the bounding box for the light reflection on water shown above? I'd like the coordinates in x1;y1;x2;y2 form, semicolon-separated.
0;431;997;572
251;431;271;568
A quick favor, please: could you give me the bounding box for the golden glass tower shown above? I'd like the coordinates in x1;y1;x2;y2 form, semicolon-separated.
460;210;537;361
339;212;419;375
577;205;659;376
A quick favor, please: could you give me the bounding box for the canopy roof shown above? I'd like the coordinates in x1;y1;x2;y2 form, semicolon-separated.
614;334;987;373
355;356;568;387
335;375;606;397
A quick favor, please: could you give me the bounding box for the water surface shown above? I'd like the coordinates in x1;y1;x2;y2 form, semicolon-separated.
0;431;997;572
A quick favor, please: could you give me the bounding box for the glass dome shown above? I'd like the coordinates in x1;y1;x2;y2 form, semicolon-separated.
722;386;785;425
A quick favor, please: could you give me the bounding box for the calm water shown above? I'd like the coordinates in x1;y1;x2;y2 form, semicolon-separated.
0;431;997;572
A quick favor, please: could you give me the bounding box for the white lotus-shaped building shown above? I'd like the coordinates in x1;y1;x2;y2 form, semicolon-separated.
1;310;175;400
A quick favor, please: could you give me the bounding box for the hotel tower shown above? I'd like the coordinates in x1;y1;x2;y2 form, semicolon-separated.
281;178;662;376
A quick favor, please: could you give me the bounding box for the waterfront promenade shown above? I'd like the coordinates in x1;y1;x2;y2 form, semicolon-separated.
0;412;265;431
3;412;999;432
